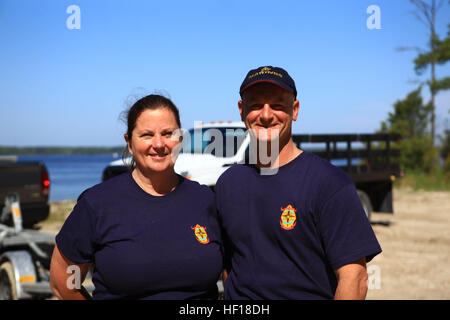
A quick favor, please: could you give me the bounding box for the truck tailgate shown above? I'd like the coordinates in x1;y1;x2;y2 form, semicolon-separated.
0;162;47;203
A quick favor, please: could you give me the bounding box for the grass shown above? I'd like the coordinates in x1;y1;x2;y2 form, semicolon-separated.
47;200;76;223
394;169;450;191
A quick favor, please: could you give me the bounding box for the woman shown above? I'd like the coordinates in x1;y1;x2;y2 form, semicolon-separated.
50;94;223;299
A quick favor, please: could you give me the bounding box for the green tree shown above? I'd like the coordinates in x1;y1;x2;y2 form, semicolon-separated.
379;88;437;172
401;0;450;145
440;128;450;159
440;125;450;177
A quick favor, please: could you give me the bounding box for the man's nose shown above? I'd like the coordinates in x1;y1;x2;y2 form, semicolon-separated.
260;104;274;122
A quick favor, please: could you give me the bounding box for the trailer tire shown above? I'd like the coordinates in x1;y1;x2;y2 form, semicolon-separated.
0;261;18;300
357;190;373;221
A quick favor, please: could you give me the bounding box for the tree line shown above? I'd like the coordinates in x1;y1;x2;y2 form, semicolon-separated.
0;146;124;155
378;0;450;179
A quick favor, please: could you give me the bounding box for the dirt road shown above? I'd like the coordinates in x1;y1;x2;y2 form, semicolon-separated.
41;188;450;300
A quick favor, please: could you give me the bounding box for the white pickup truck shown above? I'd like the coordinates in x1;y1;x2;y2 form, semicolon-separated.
104;121;249;189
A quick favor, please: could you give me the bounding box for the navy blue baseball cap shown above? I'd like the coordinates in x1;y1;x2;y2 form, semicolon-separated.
239;66;297;98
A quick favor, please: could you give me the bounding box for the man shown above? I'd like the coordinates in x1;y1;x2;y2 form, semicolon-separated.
215;66;381;300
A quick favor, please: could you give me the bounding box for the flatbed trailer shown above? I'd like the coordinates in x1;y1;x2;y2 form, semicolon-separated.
293;133;402;219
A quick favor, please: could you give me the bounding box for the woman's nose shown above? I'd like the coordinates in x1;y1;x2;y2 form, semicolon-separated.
152;135;164;148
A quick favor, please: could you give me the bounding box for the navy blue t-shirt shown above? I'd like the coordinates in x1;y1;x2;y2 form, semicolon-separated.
215;151;381;300
56;172;223;300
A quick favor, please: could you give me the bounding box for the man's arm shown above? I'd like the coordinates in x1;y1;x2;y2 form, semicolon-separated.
333;257;368;300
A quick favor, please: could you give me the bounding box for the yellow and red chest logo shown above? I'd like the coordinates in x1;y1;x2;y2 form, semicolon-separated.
280;205;297;230
191;224;210;244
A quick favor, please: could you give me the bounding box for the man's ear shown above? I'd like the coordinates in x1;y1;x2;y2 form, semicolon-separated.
292;100;300;122
238;100;245;122
124;134;133;155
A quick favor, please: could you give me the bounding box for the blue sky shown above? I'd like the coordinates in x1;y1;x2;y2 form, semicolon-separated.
0;0;449;146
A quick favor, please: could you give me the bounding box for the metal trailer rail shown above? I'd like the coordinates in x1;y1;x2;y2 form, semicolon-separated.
0;194;94;300
0;222;56;299
293;133;402;219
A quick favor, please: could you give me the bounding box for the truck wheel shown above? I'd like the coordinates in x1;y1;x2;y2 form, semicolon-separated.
0;262;18;300
357;190;373;221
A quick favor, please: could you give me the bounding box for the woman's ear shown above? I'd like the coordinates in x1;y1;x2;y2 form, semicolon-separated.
177;128;184;142
124;134;133;155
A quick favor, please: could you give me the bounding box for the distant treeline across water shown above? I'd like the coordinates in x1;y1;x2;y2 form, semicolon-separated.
0;146;125;155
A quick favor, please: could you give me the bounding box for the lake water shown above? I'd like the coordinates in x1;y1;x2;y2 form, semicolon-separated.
17;153;358;202
19;154;121;202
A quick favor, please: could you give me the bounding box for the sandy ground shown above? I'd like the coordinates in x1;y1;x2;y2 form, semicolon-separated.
40;188;450;300
366;188;450;300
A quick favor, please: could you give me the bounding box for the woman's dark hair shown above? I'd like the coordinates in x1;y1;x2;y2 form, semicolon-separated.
122;94;181;170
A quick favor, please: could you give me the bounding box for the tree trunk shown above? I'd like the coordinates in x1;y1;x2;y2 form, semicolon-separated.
430;0;437;145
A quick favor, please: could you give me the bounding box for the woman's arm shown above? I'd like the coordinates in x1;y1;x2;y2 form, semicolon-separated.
49;244;92;300
333;257;368;300
222;269;229;283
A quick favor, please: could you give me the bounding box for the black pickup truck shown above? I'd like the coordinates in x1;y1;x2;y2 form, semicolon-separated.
0;156;50;227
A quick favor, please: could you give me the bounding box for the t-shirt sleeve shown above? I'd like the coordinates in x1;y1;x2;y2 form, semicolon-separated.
214;178;231;272
55;194;98;264
318;183;382;271
206;190;223;248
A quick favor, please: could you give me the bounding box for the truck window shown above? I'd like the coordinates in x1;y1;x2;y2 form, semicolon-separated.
181;127;247;158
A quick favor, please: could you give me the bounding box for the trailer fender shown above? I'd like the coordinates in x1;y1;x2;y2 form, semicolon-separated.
356;190;373;221
0;250;37;299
